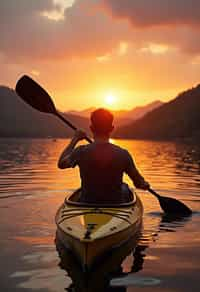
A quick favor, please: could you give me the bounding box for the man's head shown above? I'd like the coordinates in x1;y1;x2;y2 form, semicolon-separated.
90;108;114;137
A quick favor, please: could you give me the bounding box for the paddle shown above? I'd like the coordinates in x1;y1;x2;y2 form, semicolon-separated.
15;75;92;143
148;188;192;215
15;75;192;216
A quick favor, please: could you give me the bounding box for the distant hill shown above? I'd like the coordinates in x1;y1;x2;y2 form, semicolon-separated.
0;86;90;138
66;100;163;127
5;83;198;142
114;84;200;141
67;107;96;118
124;101;163;120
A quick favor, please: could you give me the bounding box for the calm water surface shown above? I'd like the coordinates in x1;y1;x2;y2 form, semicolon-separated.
0;138;199;292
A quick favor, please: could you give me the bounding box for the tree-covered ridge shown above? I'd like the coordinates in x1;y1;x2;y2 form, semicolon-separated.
0;86;90;138
114;84;200;141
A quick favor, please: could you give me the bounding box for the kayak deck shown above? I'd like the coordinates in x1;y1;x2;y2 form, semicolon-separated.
55;189;143;268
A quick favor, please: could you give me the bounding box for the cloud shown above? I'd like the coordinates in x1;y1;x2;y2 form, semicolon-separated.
102;0;200;28
96;54;111;62
31;70;40;76
1;0;200;105
140;43;171;54
41;0;75;21
118;42;129;56
1;0;200;66
0;0;129;63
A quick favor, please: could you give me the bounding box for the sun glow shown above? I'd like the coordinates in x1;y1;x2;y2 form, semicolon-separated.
104;93;117;108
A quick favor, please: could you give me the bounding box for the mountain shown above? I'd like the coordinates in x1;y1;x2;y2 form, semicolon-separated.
67;107;96;118
114;84;200;141
0;86;90;138
124;101;164;120
66;100;163;127
0;86;164;138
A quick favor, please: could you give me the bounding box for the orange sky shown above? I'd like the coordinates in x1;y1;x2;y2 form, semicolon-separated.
1;0;200;110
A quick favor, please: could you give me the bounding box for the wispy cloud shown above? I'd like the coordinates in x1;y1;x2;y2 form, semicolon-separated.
103;0;200;27
31;70;40;76
1;0;200;110
118;42;129;56
140;43;170;55
41;0;75;21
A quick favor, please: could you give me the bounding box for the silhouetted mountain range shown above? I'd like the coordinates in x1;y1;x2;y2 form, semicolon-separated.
66;100;163;127
0;86;90;138
0;86;163;138
114;84;200;141
1;84;200;141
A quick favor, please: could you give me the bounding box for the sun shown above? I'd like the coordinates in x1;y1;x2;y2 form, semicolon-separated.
104;93;117;108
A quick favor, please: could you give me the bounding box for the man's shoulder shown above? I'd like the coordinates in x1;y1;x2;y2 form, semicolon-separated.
109;143;130;156
83;142;130;157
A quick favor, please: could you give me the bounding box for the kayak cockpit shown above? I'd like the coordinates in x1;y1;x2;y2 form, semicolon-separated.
65;188;136;208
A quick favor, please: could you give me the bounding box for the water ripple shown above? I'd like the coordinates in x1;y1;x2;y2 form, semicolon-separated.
0;138;200;292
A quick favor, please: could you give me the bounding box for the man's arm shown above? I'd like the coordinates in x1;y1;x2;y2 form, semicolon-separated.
125;151;150;190
57;130;87;169
127;166;149;190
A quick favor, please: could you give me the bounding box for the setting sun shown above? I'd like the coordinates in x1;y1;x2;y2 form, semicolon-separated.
105;93;117;108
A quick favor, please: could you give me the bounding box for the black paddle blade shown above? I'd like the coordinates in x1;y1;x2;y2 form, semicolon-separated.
149;189;192;216
158;196;192;216
15;75;57;114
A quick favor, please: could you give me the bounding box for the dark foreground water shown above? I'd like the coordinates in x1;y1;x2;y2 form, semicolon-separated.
0;138;199;292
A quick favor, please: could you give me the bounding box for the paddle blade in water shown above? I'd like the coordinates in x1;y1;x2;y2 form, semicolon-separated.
148;188;192;216
15;75;57;114
158;196;192;216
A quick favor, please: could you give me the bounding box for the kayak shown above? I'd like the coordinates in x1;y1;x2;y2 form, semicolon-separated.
55;229;143;290
55;188;143;270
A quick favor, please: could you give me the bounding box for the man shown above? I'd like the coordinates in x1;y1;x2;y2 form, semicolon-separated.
58;108;149;203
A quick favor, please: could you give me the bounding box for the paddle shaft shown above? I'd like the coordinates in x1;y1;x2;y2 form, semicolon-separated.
55;112;93;144
148;188;160;199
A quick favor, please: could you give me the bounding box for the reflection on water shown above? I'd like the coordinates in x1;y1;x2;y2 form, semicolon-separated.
55;233;134;291
0;138;200;291
55;214;191;291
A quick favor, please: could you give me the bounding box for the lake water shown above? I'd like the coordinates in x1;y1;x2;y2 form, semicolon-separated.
0;138;199;292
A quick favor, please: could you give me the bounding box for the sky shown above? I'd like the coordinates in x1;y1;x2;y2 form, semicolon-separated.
1;0;200;110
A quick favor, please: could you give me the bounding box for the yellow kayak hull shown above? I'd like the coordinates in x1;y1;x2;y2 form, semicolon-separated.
55;189;143;269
